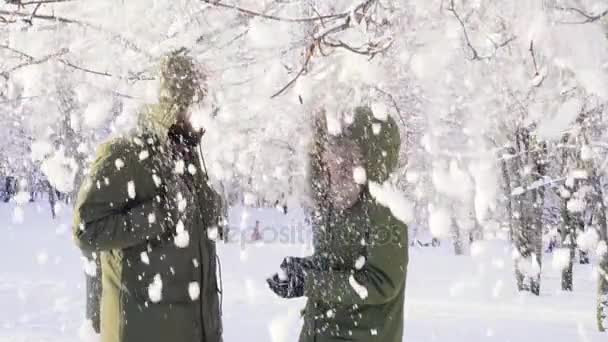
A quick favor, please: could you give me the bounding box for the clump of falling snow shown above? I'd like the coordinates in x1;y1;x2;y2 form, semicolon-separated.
349;275;368;299
174;160;185;174
41;150;79;193
552;248;571;271
82;257;98;277
371;102;389;121
368;181;413;224
188;282;200;301
148;274;163;303
140;252;150;265
139;150;149;161
115;158;125;170
577;229;599;253
581;145;593;161
428;206;452;239
207;226;219;241
174;220;190;248
355;256;366;270
566;198;585;213
597;241;608;256
353;166;367;185
127;181;136;199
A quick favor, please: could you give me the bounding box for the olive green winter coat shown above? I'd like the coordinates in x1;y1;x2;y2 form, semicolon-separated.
300;107;408;342
73;52;223;341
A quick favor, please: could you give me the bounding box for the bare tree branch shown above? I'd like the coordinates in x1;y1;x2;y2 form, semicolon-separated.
270;43;315;98
0;48;68;77
555;6;608;24
201;0;346;23
269;0;384;98
447;0;516;61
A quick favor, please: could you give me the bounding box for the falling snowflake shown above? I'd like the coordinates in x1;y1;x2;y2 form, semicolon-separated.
174;220;190;248
148;274;163;303
349;275;368;299
115;158;125;170
127;181;136;199
188;282;200;301
139;150;150;161
140;252;150;265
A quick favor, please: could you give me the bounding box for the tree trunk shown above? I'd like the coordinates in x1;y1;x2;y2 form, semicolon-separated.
590;170;608;332
452;218;464;255
47;181;56;219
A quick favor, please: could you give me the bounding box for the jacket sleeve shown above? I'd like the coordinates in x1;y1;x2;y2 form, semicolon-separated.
73;139;168;253
303;220;408;306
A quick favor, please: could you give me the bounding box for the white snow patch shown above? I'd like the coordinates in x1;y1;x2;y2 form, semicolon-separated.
349;274;368;299
552;248;571;271
371;102;389;121
41;151;78;193
188;164;197;175
577;229;599;252
148;274;163;303
581;145;593;161
127;181;136;199
82;257;97;277
13;206;24;224
84;100;113;129
597;241;608;256
139;150;149;161
207;226;219;241
372;123;382;135
244;192;258;206
78;319;100;342
429;206;452;239
152;174;162;187
140;252;150;265
536;99;582;140
368;181;413;224
13;191;30;205
355;256;366;270
114;158;125;170
30;140;53;161
36;251;49;265
353;166;367;185
188;282;200;301
174;220;190;248
174;160;185;174
566;198;585;213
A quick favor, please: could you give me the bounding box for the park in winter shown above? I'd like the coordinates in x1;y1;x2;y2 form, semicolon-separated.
2;1;608;341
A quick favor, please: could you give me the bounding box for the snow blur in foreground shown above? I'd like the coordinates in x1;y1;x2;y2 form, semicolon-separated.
0;203;606;342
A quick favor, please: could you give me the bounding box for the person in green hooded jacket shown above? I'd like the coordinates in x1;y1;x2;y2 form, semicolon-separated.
267;107;408;342
73;49;224;342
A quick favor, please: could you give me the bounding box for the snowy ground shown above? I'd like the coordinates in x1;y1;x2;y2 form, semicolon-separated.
0;203;606;342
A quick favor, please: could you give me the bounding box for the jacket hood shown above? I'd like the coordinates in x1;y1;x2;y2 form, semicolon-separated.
312;106;401;185
346;106;401;183
138;49;203;140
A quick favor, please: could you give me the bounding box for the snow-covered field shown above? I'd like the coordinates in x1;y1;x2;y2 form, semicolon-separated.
0;203;605;342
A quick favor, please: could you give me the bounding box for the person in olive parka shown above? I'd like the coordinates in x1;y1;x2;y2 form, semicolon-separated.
73;49;224;342
267;107;408;342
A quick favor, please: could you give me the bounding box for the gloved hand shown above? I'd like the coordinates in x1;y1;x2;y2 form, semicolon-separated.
266;257;309;299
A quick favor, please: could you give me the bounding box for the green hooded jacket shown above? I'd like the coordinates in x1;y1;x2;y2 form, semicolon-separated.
300;107;408;342
73;52;223;342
